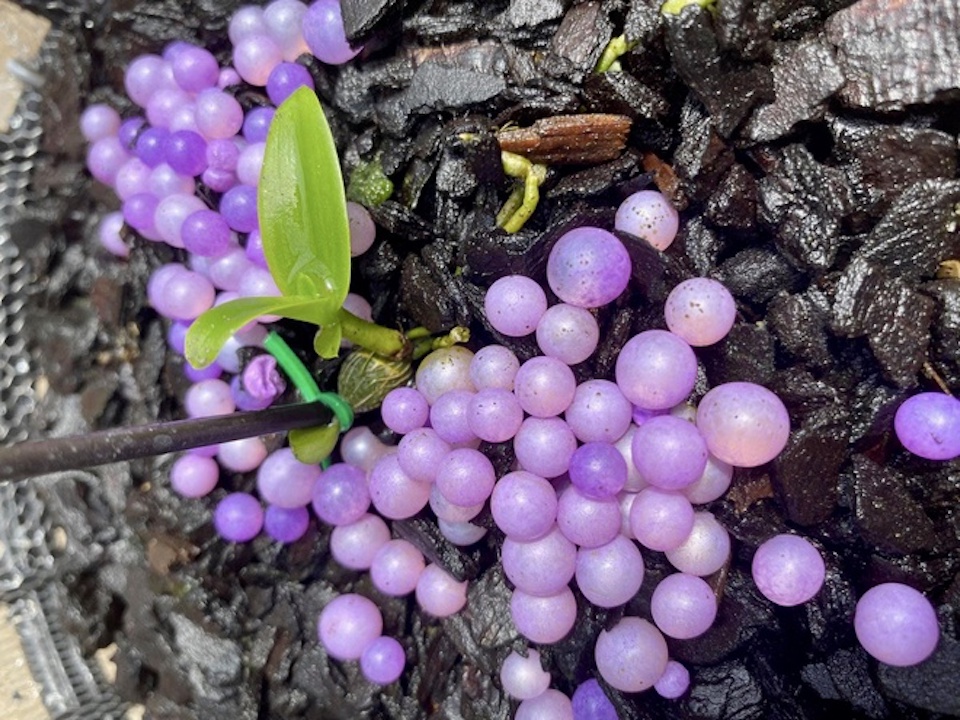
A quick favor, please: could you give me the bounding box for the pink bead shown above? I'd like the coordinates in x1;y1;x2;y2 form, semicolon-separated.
317;594;382;660
195;89;245;140
615;190;679;251
499;649;550;700
415;564;468;617
368;453;431;519
263;0;310;61
370;539;426;597
650;572;718;639
595;617;668;693
696;382;790;467
855;583;940;667
217;436;268;472
665;511;730;576
511;587;577;644
233;34;283;86
575;535;645;608
664;278;737;346
751;534;826;607
330;513;390;570
502;525;577;597
629;487;695;552
87;136;130;186
302;0;363;65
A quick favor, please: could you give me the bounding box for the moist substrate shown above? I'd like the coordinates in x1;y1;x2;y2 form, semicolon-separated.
10;0;960;718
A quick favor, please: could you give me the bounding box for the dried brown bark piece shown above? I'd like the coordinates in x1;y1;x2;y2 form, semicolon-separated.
496;113;631;164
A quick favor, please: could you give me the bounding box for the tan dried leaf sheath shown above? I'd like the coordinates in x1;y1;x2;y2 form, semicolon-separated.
497;114;632;165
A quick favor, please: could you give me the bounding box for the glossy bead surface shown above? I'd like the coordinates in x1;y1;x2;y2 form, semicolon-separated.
751;534;825;607
894;392;960;460
696;382;790;467
594;617;668;693
854;583;939;667
317;593;382;660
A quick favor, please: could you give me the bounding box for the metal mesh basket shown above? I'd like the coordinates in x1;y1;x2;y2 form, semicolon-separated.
0;27;128;720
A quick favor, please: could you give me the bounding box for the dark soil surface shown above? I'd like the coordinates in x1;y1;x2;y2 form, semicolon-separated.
11;0;960;718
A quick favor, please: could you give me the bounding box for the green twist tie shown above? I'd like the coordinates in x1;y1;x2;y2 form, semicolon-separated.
263;332;354;467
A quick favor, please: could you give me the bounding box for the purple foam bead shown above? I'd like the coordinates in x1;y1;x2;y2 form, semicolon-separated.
264;0;310;61
330;513;391;570
149;163;196;197
516;689;574;720
568;442;627;499
615;329;698;411
171;44;219;93
631;415;709;491
312;462;370;526
233;34;283;86
114;158;152;200
80;104;121;142
220;184;259;233
370;539;425;597
264;505;310;543
122;193;160;239
317;593;383;661
266;61;315;105
230;374;273;412
368;453;431;520
360;636;405;685
206;138;241;172
665;511;731;576
246;228;268;268
594;617;668;693
654;661;690;700
854;583;940;667
203;168;238;193
751;534;826;607
302;0;363;65
243;107;276;143
236;142;265;186
164;130;208;177
214;492;264;542
513;416;577;479
124;54;170;108
257;447;321;508
146;87;191;129
118;117;145;150
415;564;467;617
575;535;645;608
242;354;286;403
154;192;207;248
169;454;219;498
696;382;791;467
629;487;695;552
894;392;960;460
381;386;430;434
229;6;265;44
499;649;550;701
557;485;622;548
218;67;242;88
182;209;233;256
546;226;632;308
511;587;577;644
501;524;577;597
490;470;557;542
650;572;718;639
195;89;245;139
97;212;129;258
135;127;169;167
87;136;130;186
571;679;618;720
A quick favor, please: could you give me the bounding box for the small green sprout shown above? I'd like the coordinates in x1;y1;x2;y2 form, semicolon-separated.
595;34;639;74
497;151;547;234
185;87;466;460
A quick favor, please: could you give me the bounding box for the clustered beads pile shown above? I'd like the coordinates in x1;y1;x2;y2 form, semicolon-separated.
80;0;942;714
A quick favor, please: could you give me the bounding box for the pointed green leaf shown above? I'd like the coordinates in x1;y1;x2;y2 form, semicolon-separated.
259;87;351;305
313;322;342;359
290;420;340;464
185;295;340;369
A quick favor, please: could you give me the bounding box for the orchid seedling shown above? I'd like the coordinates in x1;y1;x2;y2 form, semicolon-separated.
185;87;466;461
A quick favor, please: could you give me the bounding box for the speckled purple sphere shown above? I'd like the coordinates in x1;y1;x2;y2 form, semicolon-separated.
650;573;718;639
594;617;668;693
664;277;737;346
894;392;960;460
614;190;679;251
854;583;940;667
615;330;698;411
317;593;383;661
751;534;825;607
214;492;263;542
546;226;632;308
696;382;790;467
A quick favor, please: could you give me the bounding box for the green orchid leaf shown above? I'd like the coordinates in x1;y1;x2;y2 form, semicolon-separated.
185;295;340;369
313;321;343;360
290;420;340;464
259;86;351;306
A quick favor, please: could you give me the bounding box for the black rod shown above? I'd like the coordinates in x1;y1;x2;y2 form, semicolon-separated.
0;401;332;483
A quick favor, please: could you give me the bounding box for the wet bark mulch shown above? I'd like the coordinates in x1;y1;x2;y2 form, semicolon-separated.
10;0;960;718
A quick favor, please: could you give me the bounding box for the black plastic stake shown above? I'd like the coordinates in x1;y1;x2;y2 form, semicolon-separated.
0;401;332;482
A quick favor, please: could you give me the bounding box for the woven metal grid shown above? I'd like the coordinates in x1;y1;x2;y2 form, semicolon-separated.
1;26;127;720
